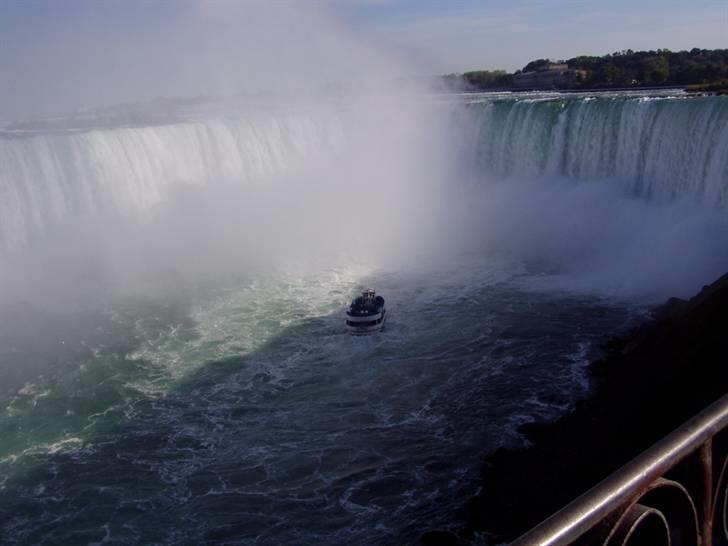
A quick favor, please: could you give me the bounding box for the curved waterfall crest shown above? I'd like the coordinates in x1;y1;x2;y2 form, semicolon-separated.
1;94;727;252
466;94;728;206
0;113;344;251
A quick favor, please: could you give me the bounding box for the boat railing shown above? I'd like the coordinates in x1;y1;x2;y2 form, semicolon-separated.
511;393;728;546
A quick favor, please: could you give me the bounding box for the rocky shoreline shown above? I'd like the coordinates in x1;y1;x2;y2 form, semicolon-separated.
439;272;728;545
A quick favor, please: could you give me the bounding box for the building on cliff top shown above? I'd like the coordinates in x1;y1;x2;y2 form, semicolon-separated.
514;63;587;90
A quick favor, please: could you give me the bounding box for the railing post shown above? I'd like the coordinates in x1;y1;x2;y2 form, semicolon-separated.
701;439;713;546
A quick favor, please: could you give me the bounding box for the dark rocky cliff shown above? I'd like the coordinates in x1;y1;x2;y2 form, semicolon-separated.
464;272;728;543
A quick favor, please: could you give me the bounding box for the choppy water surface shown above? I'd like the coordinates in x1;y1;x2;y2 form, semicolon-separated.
0;261;637;545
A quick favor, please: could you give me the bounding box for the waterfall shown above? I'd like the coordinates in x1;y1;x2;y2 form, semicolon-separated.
466;94;728;206
0;114;343;251
1;94;726;253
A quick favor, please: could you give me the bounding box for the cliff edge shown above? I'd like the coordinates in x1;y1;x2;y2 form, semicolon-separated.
465;272;728;543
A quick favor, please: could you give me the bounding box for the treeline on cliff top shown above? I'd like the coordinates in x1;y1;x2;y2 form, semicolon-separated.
444;48;728;90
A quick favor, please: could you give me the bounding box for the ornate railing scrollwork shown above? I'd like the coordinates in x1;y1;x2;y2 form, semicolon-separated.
606;503;670;546
511;394;728;546
713;454;728;543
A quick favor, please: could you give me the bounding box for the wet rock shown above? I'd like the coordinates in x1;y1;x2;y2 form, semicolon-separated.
419;529;461;546
465;271;728;542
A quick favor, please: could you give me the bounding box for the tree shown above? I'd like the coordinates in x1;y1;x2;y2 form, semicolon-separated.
643;57;670;85
442;48;728;91
522;59;552;72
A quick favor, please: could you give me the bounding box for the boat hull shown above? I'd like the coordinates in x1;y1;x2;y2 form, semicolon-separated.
346;309;386;335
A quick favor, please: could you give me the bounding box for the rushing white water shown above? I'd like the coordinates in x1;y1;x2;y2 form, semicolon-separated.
465;92;728;207
0;113;344;251
1;93;727;255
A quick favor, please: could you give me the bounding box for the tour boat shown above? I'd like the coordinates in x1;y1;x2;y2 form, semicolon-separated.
346;289;386;335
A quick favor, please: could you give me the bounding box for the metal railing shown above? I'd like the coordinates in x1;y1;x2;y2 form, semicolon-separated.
512;394;728;546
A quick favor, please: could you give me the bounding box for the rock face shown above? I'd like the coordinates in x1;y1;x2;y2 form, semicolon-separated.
465;272;728;543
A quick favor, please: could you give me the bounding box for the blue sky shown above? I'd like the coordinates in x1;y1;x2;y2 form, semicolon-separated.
0;0;725;119
336;0;727;71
